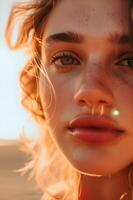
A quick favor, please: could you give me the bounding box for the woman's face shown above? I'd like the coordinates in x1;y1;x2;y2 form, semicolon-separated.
39;0;133;176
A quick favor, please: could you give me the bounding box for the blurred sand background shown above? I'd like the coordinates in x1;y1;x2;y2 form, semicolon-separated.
0;140;42;200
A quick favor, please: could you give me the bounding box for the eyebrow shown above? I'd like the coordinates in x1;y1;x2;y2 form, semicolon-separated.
108;33;133;44
44;31;133;46
45;31;84;45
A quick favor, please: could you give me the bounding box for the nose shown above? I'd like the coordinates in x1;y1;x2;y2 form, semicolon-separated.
74;74;113;108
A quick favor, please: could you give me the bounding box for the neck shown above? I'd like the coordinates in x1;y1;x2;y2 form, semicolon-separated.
79;165;132;200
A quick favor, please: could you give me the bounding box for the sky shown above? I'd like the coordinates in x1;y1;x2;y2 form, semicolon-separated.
0;0;38;139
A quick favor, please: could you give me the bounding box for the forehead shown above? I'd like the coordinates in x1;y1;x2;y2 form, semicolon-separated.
44;0;131;38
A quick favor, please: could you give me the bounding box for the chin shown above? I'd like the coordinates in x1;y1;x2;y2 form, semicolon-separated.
69;159;123;177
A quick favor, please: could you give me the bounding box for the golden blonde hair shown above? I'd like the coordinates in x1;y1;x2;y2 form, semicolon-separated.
6;0;81;199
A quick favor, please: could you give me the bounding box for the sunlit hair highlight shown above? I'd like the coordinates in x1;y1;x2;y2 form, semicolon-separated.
6;0;81;199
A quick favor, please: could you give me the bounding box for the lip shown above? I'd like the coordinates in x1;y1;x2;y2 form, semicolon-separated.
68;114;124;144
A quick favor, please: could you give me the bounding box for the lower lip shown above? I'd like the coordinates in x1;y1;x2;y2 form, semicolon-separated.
68;128;123;144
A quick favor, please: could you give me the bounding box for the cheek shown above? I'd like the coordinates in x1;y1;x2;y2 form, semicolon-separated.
114;70;133;87
113;78;133;132
39;72;75;122
43;70;77;103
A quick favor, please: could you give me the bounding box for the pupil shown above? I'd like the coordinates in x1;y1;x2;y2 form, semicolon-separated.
61;57;73;65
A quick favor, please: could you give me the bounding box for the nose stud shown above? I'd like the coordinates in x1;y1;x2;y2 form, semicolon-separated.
110;108;120;117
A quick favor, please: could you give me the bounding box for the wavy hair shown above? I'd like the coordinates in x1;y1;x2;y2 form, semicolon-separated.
6;0;81;199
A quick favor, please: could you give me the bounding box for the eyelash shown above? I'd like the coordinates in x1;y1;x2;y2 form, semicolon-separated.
50;51;80;70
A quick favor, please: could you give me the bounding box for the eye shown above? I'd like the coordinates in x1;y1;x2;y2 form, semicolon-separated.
116;56;133;69
50;51;80;71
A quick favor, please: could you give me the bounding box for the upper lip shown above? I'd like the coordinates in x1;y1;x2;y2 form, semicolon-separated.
68;114;124;133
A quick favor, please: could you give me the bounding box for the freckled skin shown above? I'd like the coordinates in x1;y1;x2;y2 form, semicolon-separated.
39;0;133;176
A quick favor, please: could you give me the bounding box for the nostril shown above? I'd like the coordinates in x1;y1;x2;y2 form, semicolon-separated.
99;100;108;105
78;100;93;108
78;100;107;107
79;100;86;106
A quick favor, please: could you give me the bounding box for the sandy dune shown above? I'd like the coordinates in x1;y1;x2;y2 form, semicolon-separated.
0;140;42;200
